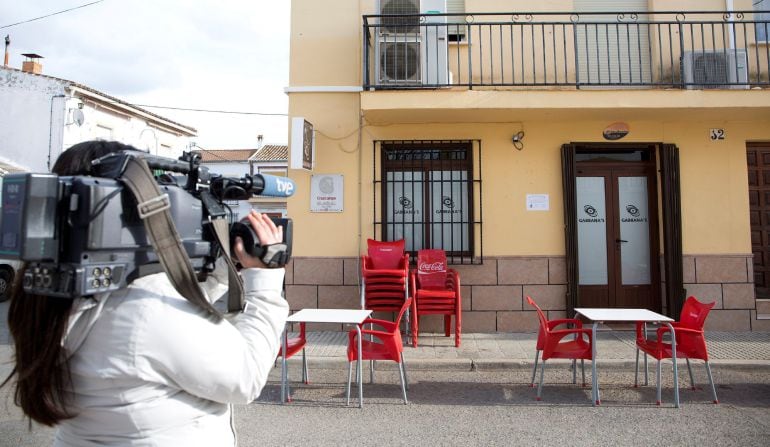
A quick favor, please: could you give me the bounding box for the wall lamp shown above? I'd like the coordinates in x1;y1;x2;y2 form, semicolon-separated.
512;131;525;150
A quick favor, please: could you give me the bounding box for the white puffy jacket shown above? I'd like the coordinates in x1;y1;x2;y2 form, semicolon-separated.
54;264;289;447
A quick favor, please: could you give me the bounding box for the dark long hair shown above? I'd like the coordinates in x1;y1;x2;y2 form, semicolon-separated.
1;140;136;426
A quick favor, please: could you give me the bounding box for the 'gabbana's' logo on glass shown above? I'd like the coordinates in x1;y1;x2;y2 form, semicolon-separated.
579;204;604;223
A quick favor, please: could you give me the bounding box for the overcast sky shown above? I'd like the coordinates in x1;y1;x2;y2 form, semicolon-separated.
0;0;290;149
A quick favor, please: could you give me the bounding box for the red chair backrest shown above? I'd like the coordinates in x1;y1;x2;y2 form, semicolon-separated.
395;296;413;327
526;296;549;348
416;249;448;289
367;239;405;269
392;297;413;350
679;296;715;330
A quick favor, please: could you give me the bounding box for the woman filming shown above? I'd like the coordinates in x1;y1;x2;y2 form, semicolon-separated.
1;140;289;446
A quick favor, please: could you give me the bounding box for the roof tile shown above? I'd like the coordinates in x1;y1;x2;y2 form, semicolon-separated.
193;149;257;162
251;145;288;161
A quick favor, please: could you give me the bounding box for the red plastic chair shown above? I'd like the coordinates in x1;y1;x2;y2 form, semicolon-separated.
526;296;593;401
360;239;409;315
346;297;412;405
529;305;587;389
278;322;309;384
635;296;719;405
276;321;308;403
410;249;461;347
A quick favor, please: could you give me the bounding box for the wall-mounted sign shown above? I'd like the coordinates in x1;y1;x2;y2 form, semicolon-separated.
603;122;630;141
710;128;725;141
310;174;343;212
290;117;315;170
526;194;549;211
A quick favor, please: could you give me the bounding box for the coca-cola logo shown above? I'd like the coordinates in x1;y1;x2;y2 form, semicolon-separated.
419;261;445;272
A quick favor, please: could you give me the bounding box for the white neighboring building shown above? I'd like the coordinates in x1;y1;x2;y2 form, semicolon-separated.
193;145;289;218
0;61;196;173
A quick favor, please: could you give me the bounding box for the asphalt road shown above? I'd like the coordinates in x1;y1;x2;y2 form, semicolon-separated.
2;364;769;446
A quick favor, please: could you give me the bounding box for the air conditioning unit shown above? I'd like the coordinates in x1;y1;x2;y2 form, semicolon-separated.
375;0;448;86
682;49;749;89
377;37;422;83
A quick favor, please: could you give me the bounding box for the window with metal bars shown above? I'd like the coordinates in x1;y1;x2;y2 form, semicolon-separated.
374;140;482;264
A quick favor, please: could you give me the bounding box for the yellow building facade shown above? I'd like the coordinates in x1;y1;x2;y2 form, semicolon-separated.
286;0;770;331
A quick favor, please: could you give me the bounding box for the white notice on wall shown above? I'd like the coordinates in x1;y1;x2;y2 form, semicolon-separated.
526;194;549;211
310;174;343;212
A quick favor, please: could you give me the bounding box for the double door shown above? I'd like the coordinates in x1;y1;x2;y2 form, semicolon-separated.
576;164;660;310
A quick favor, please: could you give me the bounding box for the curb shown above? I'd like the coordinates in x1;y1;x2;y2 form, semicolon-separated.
283;357;770;372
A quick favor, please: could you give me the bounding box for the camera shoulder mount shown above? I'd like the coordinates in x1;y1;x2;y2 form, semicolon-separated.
118;155;237;318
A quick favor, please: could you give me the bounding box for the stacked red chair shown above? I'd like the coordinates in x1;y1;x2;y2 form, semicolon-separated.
360;239;409;315
409;249;462;348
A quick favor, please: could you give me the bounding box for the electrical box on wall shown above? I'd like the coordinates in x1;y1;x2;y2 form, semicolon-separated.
290;117;315;171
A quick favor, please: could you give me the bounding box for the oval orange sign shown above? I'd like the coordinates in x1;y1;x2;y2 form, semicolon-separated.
603;122;630;141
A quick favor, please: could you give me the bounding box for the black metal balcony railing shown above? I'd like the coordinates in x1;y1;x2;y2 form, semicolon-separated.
363;10;770;90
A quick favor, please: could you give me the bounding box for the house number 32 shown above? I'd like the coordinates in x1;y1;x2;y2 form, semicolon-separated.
710;128;725;140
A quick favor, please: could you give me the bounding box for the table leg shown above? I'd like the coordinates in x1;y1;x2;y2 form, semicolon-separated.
643;323;649;386
281;324;288;404
666;322;680;408
592;322;599;406
356;325;364;408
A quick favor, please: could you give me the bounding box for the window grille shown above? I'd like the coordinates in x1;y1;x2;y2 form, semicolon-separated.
373;140;483;264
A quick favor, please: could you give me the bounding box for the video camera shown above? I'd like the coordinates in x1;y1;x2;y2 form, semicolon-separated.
0;150;294;299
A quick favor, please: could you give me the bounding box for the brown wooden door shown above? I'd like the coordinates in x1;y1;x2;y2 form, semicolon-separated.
747;143;770;299
576;164;660;310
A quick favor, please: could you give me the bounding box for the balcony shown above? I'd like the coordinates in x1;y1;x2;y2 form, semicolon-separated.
363;10;770;90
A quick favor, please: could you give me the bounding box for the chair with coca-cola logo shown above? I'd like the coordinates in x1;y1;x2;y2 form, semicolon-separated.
409;249;462;348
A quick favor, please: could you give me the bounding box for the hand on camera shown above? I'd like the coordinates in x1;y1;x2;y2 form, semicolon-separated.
234;211;284;269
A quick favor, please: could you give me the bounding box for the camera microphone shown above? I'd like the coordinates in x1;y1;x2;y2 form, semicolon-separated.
250;174;295;197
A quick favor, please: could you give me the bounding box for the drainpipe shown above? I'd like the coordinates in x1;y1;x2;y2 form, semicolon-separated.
48;94;66;171
726;0;736;50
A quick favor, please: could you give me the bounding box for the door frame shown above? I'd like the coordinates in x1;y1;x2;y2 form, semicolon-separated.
575;162;661;310
562;142;684;317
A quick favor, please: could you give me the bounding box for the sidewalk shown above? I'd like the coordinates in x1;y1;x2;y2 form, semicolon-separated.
2;300;770;373
281;330;770;371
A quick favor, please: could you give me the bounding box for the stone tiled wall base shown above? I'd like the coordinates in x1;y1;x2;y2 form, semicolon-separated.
285;254;764;332
683;254;760;331
285;256;567;332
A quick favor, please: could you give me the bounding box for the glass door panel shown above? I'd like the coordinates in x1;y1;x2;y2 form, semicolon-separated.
576;176;608;285
618;176;651;285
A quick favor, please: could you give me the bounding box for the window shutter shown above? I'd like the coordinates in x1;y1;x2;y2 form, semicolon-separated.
446;0;465;40
446;0;464;15
561;144;578;315
660;144;684;319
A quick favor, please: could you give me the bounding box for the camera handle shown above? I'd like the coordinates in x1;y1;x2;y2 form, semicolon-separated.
119;156;228;319
209;218;245;313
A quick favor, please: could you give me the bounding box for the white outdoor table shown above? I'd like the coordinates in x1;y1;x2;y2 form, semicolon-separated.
574;308;679;408
281;308;372;408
